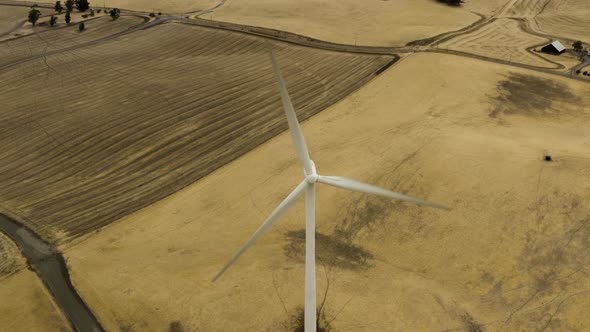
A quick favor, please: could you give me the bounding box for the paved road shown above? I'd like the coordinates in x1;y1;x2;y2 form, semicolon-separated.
572;54;590;73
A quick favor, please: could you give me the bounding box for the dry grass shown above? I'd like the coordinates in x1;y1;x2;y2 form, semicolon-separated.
537;14;590;44
102;0;217;13
0;270;72;331
462;0;509;16
504;0;590;43
63;53;590;331
0;5;29;35
0;232;25;277
0;22;392;244
507;0;550;17
438;18;551;67
211;0;479;47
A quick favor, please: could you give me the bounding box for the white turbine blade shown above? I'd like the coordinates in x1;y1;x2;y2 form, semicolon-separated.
268;47;314;175
212;181;307;282
317;176;450;210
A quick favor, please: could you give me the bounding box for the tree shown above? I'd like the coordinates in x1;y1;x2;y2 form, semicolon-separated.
28;8;41;26
65;11;71;24
49;15;58;26
75;0;90;12
65;0;74;12
573;41;583;52
54;1;63;13
109;8;120;20
437;0;464;6
78;21;85;31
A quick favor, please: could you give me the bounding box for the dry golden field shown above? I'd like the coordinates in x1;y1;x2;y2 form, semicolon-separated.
0;5;29;35
463;0;509;16
63;53;590;331
0;22;393;244
438;18;552;67
102;0;217;13
0;269;71;331
507;0;550;17
504;0;590;43
211;0;479;47
0;15;145;66
0;233;25;276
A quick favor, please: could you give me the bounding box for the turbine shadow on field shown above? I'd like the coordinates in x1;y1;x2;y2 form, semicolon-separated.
489;73;582;118
284;230;374;271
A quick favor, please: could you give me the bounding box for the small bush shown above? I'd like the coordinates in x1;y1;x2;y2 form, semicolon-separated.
49;15;58;26
437;0;464;6
576;69;581;74
65;11;71;24
149;12;155;17
28;8;41;26
109;8;120;20
96;8;101;13
78;21;85;31
75;0;89;12
158;12;162;15
81;14;88;18
89;8;94;16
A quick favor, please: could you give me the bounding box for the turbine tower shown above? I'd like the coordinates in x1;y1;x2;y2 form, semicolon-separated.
213;47;449;331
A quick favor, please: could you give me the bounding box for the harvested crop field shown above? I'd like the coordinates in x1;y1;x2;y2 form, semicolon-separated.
537;14;590;44
0;232;25;276
507;0;550;17
438;18;552;67
505;0;590;43
0;15;145;67
63;53;590;331
0;22;393;243
211;0;479;47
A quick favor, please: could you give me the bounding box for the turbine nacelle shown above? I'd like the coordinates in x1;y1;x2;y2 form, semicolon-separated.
304;160;318;183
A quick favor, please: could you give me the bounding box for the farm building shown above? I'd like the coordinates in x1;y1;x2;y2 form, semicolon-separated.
541;40;566;54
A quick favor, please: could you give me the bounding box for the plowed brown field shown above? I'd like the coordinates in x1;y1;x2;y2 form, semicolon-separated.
0;22;393;243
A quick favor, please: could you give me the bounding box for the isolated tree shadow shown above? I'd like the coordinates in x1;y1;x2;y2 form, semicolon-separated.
283;230;374;271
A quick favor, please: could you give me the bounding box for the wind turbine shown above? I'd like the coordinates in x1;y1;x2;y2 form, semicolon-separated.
213;48;449;331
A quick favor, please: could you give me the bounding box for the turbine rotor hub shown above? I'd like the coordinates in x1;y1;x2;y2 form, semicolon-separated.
306;174;319;183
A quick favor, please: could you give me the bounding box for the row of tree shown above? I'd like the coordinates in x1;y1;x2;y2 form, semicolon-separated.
28;2;121;27
54;0;89;13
